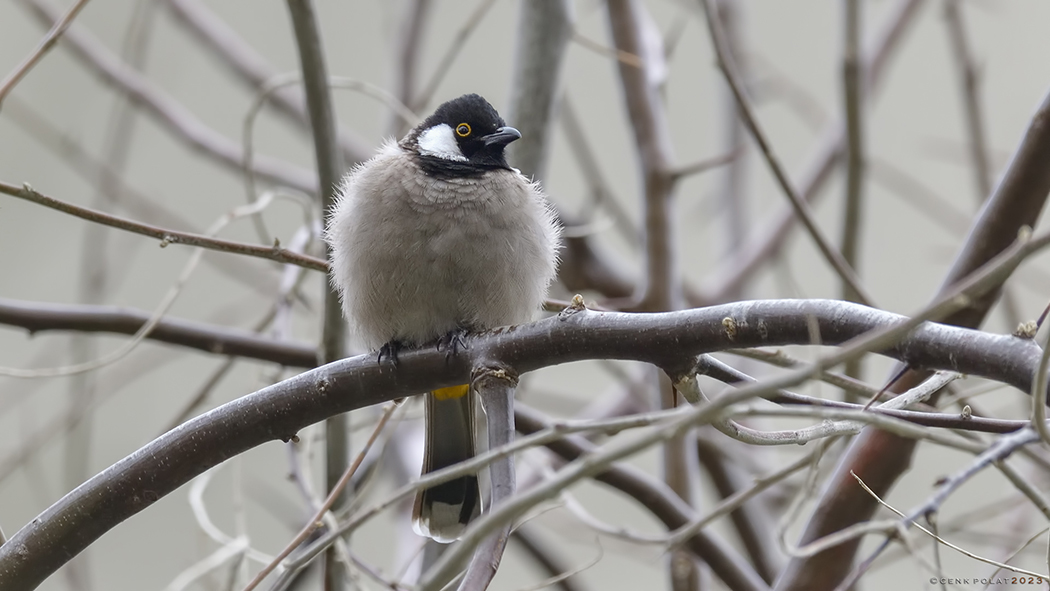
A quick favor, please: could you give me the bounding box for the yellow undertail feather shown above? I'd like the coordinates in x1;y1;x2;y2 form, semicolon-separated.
432;384;470;400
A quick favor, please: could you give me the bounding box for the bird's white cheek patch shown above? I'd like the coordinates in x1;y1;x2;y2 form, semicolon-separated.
417;124;467;161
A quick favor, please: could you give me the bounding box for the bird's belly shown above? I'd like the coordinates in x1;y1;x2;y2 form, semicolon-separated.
353;200;541;345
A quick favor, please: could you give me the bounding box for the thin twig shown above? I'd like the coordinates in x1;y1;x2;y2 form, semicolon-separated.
0;0;92;105
670;149;740;180
0;181;328;272
850;470;1048;580
570;31;642;68
841;428;1045;588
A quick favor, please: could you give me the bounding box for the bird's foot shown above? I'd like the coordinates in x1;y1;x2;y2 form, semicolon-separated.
378;340;403;366
436;328;469;361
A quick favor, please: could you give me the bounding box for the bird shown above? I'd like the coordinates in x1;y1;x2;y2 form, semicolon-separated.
324;93;561;542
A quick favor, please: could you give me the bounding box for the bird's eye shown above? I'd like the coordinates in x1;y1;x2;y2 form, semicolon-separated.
455;123;471;137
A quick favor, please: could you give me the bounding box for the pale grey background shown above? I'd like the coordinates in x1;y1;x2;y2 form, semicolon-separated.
2;0;1050;589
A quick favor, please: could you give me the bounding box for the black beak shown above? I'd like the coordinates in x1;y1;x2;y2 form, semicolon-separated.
482;126;521;147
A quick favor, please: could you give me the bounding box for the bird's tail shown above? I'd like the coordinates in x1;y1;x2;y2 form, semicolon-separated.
412;385;481;543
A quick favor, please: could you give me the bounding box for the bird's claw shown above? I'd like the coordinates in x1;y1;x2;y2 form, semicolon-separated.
436;328;469;361
378;340;402;366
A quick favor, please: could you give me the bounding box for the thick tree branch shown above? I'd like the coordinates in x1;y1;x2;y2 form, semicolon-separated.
4;293;1050;588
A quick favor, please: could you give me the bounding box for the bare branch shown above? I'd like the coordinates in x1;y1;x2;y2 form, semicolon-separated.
0;0;91;105
0;180;328;272
0;297;316;368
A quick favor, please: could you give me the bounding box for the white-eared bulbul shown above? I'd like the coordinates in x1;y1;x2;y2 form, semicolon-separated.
325;93;560;542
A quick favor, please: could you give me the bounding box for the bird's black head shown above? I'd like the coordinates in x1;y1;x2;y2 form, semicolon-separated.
403;93;521;177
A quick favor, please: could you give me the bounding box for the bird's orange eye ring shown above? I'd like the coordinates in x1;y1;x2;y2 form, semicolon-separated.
455;123;471;137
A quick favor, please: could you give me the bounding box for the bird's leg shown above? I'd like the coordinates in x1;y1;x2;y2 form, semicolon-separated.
378;340;403;366
436;327;469;361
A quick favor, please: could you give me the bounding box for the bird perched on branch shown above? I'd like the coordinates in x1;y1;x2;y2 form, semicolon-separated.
325;93;561;542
